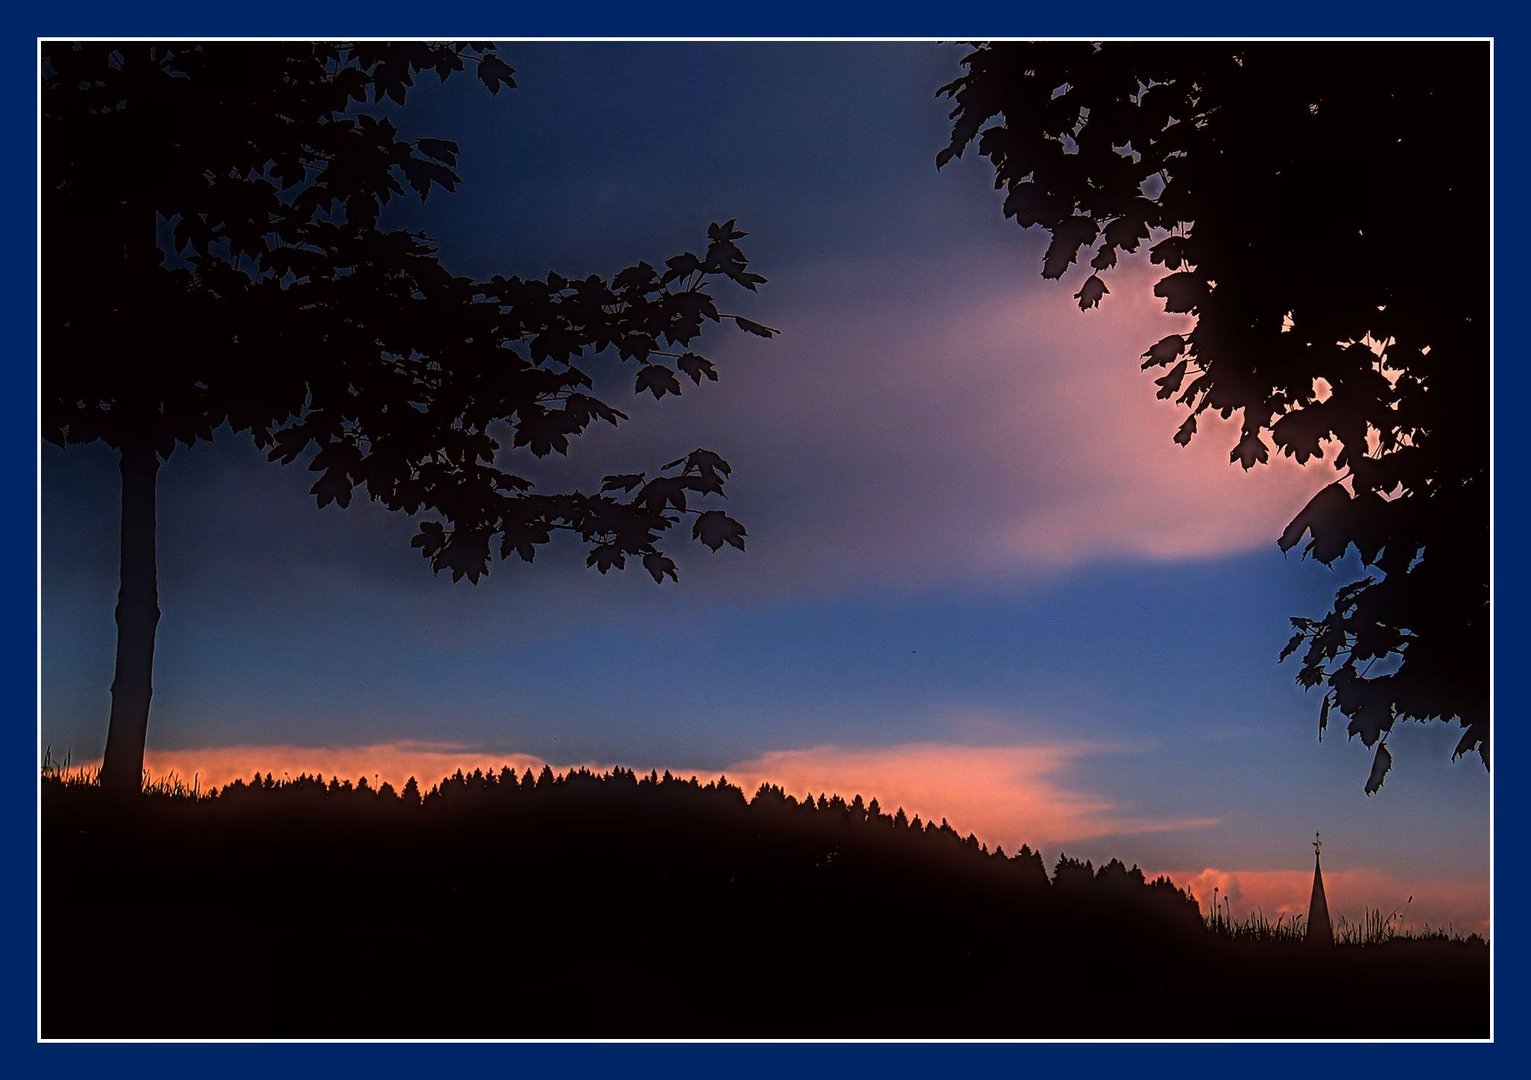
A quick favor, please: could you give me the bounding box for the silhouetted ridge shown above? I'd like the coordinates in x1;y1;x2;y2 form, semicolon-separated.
41;771;1485;1038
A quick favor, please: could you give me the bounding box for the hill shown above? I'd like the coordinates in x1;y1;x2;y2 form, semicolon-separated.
41;767;1488;1038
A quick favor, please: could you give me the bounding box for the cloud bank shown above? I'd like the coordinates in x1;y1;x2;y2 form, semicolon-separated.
632;253;1339;591
107;737;1215;853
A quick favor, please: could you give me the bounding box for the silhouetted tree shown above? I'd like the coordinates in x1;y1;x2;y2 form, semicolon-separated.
938;43;1487;789
1052;854;1094;892
1011;843;1048;888
43;43;775;795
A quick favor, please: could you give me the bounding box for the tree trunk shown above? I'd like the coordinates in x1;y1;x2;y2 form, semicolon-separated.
99;442;161;797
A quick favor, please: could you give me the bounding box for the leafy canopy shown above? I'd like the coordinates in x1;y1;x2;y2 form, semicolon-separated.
43;43;774;584
938;42;1488;790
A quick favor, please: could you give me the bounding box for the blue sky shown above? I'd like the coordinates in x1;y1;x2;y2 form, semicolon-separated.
40;43;1488;929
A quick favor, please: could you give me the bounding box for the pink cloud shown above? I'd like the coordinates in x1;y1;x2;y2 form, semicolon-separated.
679;254;1336;586
967;286;1332;569
721;741;1219;850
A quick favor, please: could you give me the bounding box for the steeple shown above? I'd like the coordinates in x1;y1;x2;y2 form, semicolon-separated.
1306;831;1333;946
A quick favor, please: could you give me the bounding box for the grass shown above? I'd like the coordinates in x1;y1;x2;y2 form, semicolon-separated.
1202;884;1484;946
41;746;201;799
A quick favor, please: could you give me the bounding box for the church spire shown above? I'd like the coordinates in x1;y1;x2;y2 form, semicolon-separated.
1306;831;1334;946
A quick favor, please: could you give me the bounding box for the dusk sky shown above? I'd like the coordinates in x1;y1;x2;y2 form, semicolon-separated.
40;43;1489;932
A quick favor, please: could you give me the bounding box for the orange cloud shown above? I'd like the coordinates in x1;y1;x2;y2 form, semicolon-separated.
95;739;1213;855
1160;865;1489;938
112;741;550;793
721;742;1218;851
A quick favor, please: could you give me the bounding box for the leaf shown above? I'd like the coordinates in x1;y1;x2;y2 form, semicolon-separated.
674;449;730;496
1231;431;1270;470
1173;414;1197;447
692;510;747;552
266;426;313;465
1042;217;1099;279
1319;695;1331;742
586;543;625;574
733;316;778;339
1270;401;1334;465
613;262;658;290
401;157;459;201
475;54;516;94
410;520;446;559
311;469;353;509
1155;360;1189;399
661;252;703;285
564;392;625;428
600;473;645;494
636;476;687;514
1153;272;1208;313
1148;236;1188;270
1279;482;1353;562
643;552;679;584
676;353;718;384
498;521;548;563
707;219;746;242
683;448;731;480
635;364;682;400
1364;742;1392;796
618;333;657;361
1074;274;1109;310
1102;213;1149;252
513;407;575;458
416;138;460;166
438;530;491;583
1140;334;1185;370
1453;723;1486;764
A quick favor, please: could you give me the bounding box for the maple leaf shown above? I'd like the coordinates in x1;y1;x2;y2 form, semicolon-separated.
635;364;682;400
692;510;747;552
1074;274;1109;310
1231;431;1270;470
1364;743;1393;796
677;353;718;383
643;552;679;584
733;316;778;339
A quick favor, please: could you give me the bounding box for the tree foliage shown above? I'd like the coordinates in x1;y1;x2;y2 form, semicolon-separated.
43;43;771;585
938;43;1488;789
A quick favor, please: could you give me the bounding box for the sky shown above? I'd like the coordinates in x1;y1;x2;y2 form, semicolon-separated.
40;43;1489;933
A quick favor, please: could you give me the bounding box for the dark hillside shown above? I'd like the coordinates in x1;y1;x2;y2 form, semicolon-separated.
41;768;1488;1038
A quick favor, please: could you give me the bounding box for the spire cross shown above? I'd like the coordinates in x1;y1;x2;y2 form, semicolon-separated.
1313;831;1323;857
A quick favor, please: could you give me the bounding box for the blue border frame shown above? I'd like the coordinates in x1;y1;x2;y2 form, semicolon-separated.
16;3;1520;1074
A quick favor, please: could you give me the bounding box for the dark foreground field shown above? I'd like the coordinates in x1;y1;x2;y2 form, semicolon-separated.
42;768;1488;1039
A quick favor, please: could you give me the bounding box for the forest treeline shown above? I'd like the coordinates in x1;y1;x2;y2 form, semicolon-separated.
204;762;1196;904
41;765;1486;1038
